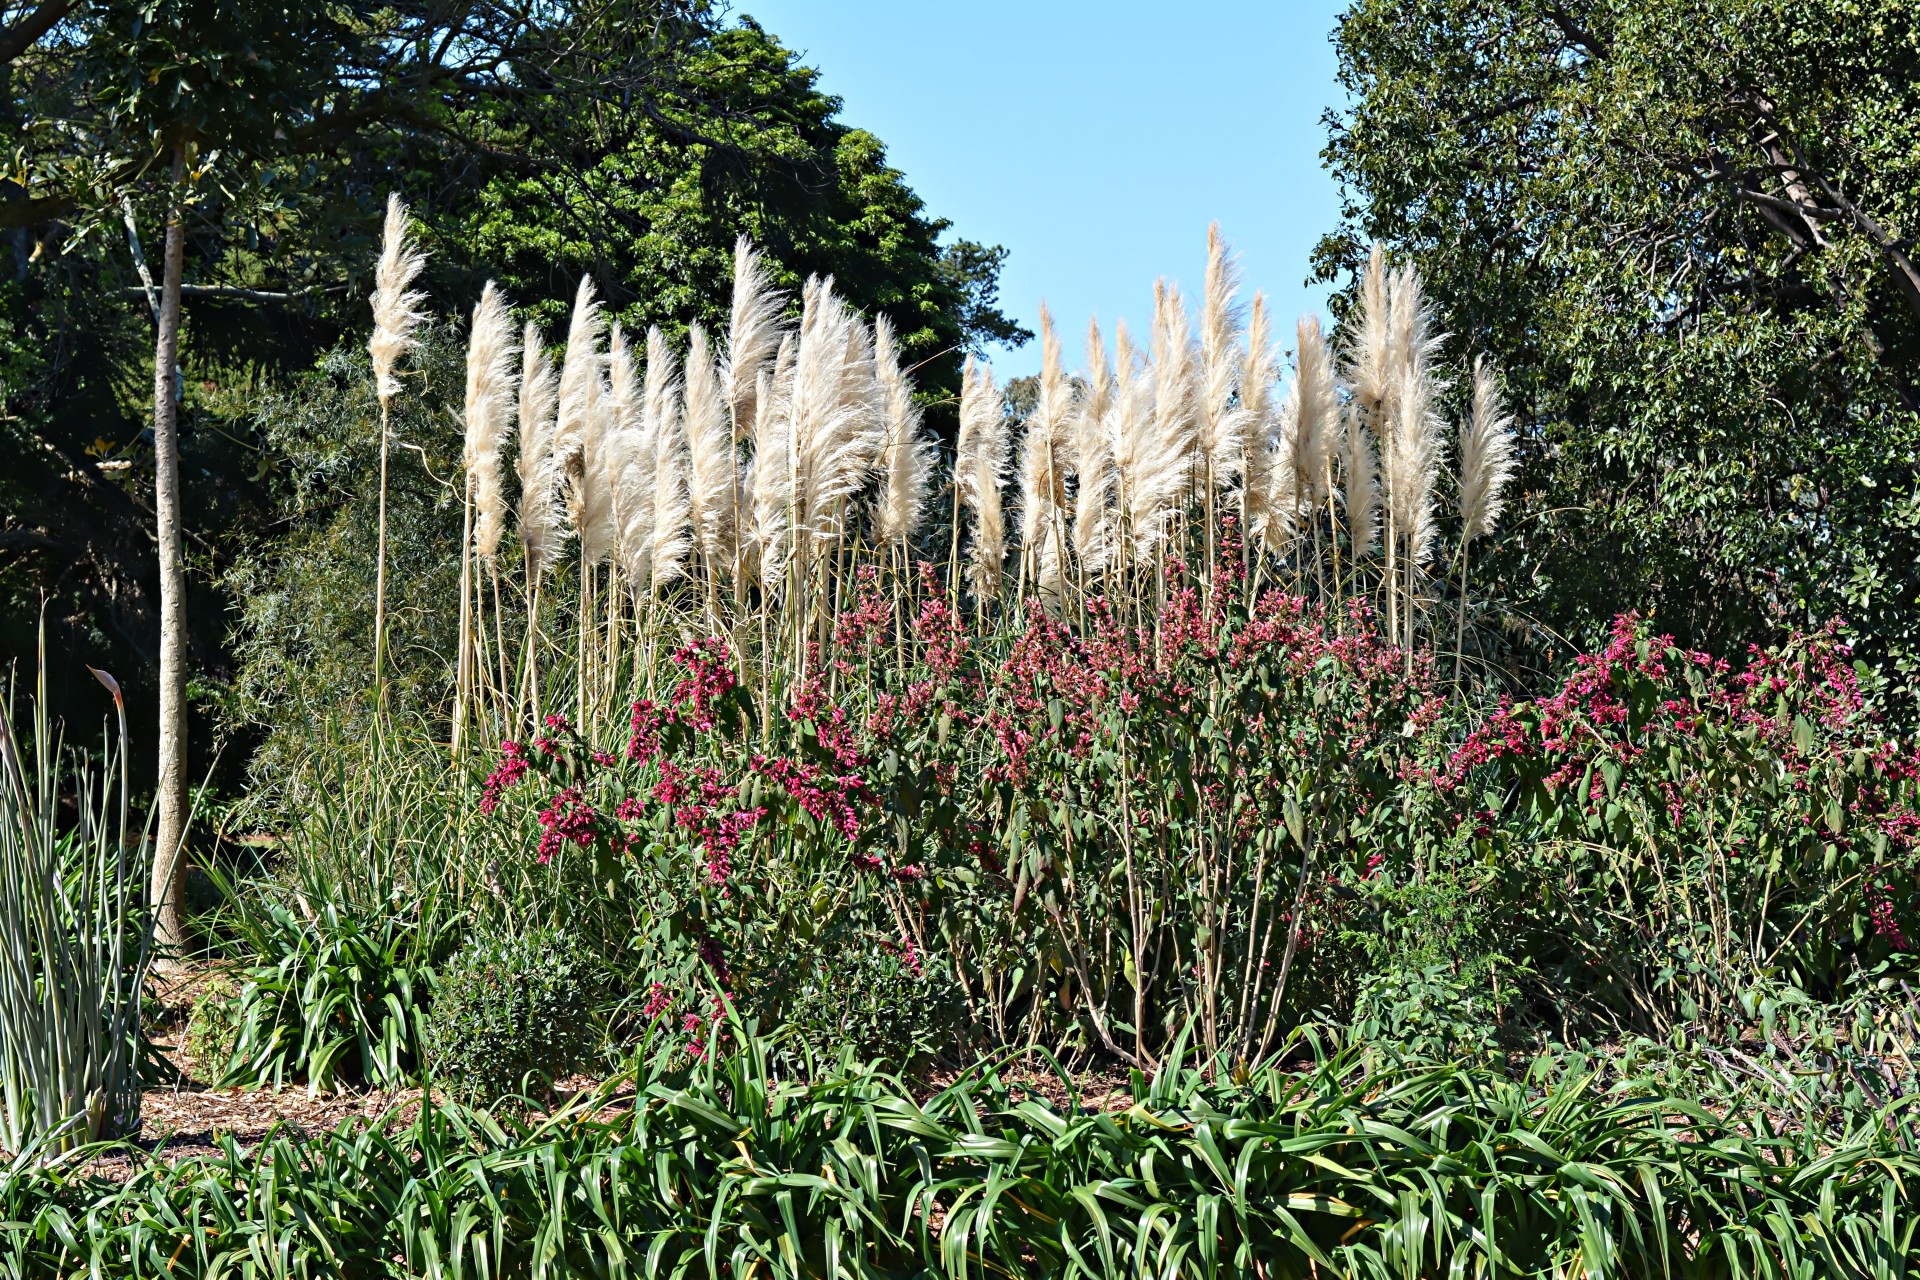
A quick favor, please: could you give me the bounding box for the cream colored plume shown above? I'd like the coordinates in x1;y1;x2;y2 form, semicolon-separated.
516;320;563;574
682;323;737;574
368;193;427;406
749;334;797;586
873;314;932;546
1388;360;1442;565
724;235;785;436
608;323;656;593
1117;314;1187;564
1197;223;1248;485
1291;313;1339;515
553;275;613;560
1457;355;1516;544
639;327;689;587
787;276;878;567
1151;279;1200;489
1345;243;1393;427
1384;263;1446;565
464;282;518;562
1072;317;1116;572
1341;402;1378;556
1018;303;1074;599
957;355;1009;601
1237;293;1283;546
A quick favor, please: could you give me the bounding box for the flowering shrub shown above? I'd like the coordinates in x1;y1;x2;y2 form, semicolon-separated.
479;562;1918;1064
479;638;956;1063
1424;615;1920;1034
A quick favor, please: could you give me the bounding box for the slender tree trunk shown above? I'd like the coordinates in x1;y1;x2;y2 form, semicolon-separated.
150;144;190;958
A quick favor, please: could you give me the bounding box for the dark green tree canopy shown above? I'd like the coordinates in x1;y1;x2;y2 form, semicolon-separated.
0;1;1024;775
1319;0;1920;689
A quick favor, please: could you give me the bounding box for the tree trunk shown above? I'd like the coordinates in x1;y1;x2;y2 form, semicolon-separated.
151;145;189;957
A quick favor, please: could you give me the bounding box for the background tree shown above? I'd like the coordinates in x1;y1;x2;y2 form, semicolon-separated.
0;2;1025;831
1317;0;1920;692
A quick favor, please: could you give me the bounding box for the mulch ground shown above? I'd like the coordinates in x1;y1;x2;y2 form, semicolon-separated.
69;968;1138;1182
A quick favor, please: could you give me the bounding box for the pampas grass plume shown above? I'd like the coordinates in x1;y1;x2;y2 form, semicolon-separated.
873;314;932;546
1072;317;1116;571
1198;222;1247;482
517;320;563;574
464;281;517;561
725;236;784;436
682;322;737;573
1291;313;1338;512
1018;303;1073;597
369;193;427;406
957;354;1009;600
1458;354;1516;544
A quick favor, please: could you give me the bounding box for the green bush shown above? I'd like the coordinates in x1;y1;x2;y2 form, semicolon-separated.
210;899;435;1091
772;924;965;1070
425;929;602;1103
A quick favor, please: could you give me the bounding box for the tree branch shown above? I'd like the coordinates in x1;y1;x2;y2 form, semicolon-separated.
0;0;75;68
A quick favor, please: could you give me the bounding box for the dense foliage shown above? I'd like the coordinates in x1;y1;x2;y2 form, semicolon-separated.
7;1036;1920;1278
0;1;1022;770
1318;0;1920;691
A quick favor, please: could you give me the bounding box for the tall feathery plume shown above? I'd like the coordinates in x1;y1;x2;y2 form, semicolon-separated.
681;323;737;578
1346;243;1394;427
957;355;1009;602
1197;223;1247;488
723;235;784;438
1237;293;1283;548
608;323;656;596
643;327;688;589
369;193;427;405
553;275;608;558
1384;264;1446;605
1457;355;1516;546
1290;313;1339;521
1389;359;1443;567
1018;303;1074;600
464;282;517;563
750;335;797;587
1150;279;1201;493
1124;306;1189;565
873;314;932;547
455;279;514;758
1341;402;1378;559
367;192;427;708
788;277;877;568
517;321;563;575
1072;317;1117;573
1453;354;1517;676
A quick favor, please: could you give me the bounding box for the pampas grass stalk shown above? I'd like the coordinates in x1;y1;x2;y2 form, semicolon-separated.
1384;262;1445;661
873;314;931;551
724;237;785;590
1292;312;1339;600
682;322;737;598
1341;401;1378;618
957;354;1008;604
1072;317;1116;584
367;192;426;714
1453;354;1516;677
516;320;560;722
645;328;691;592
456;281;516;756
1198;224;1245;579
610;324;656;604
1237;293;1280;555
517;321;563;577
1018;303;1073;605
1149;279;1200;548
750;335;798;592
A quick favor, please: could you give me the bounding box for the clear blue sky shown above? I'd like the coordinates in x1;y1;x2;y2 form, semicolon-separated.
735;1;1351;379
